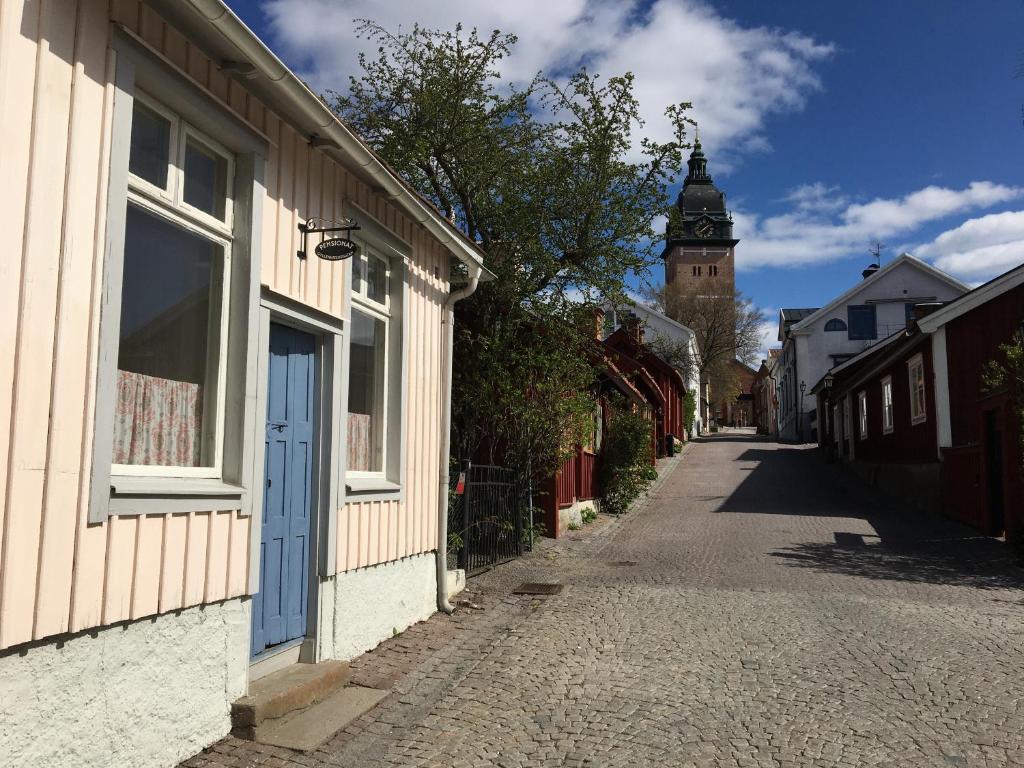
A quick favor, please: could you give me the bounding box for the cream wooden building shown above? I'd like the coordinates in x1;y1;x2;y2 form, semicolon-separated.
0;1;488;765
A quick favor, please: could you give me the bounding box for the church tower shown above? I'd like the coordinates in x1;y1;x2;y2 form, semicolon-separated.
663;137;738;294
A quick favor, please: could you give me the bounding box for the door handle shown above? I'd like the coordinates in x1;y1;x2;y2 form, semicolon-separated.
269;422;287;432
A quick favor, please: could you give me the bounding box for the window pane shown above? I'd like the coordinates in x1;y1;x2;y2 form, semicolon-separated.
115;205;224;467
183;136;228;220
367;254;388;304
129;101;170;189
847;305;877;340
348;310;386;472
353;255;366;296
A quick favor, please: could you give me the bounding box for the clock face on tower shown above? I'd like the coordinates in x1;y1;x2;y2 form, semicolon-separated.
695;218;714;239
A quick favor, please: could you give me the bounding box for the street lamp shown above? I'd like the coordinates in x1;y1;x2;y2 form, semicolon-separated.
798;380;807;443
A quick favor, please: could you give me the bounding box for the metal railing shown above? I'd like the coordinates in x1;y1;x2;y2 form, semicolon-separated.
447;463;531;575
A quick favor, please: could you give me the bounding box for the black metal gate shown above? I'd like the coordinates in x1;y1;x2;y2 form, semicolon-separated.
447;463;531;575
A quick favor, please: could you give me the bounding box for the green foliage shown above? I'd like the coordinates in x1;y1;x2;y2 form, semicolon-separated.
567;521;582;531
983;330;1024;475
581;506;598;524
332;20;694;486
683;390;697;437
522;517;546;547
599;403;658;515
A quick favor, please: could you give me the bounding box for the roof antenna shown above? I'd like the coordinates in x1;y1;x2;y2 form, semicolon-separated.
868;241;885;268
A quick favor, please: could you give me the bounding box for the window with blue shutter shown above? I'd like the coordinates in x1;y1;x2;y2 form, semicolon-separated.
847;305;877;340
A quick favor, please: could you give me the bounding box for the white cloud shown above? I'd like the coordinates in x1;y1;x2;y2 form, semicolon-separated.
735;181;1023;270
915;210;1024;280
754;309;779;363
261;0;833;165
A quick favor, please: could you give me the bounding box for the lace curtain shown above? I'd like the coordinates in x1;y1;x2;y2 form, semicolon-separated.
113;370;202;466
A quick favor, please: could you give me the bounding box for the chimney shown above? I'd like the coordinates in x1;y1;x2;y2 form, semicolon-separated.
593;308;606;340
621;312;644;344
862;264;880;280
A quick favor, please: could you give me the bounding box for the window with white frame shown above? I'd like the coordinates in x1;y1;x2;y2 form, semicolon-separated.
908;354;927;424
348;247;391;475
881;376;894;434
114;93;234;476
857;390;868;439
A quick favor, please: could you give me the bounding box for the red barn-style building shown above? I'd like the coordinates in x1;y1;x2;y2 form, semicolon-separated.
815;263;1024;544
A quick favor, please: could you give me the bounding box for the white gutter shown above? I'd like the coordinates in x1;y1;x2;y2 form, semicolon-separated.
183;0;493;281
436;267;482;613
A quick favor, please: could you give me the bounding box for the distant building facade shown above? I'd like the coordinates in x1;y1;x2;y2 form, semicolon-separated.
775;254;968;442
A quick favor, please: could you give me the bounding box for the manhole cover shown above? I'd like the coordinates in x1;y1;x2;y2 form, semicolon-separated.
607;561;638;567
513;582;563;595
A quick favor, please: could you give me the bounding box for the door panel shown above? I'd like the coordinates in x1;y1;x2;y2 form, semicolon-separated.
252;323;316;657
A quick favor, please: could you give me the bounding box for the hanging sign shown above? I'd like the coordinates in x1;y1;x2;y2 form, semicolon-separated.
297;217;360;260
314;237;357;261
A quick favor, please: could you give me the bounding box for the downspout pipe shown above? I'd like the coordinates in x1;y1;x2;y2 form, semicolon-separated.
436;267;482;613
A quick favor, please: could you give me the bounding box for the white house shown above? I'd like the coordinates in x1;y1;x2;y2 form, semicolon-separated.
605;304;705;435
774;255;968;442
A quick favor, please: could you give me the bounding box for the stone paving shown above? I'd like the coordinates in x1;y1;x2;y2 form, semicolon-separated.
183;432;1024;768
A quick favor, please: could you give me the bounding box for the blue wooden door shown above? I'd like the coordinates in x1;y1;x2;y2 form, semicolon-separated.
252;323;316;657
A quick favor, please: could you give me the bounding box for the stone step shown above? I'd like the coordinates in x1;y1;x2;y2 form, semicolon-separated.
253;685;389;752
231;660;349;738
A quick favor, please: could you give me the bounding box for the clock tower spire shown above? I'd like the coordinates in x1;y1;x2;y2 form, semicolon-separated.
662;137;738;293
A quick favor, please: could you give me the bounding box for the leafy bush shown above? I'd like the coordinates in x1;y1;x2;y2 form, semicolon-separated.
581;506;598;524
599;407;658;514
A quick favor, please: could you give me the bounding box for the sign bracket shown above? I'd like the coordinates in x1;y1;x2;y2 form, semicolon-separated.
297;217;361;261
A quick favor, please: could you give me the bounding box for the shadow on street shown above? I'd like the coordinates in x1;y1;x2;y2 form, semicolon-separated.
712;433;1024;591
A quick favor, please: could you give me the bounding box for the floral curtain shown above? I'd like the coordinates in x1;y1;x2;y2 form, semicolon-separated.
114;369;202;466
348;412;372;472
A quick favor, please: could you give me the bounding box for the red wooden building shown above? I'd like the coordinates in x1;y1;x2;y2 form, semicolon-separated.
539;312;686;538
814;262;1024;544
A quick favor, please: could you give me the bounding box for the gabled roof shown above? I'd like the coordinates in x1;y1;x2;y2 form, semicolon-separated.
790;253;968;335
917;261;1024;333
809;327;909;394
604;328;687;391
778;308;819;341
780;308;819;322
610;303;697;340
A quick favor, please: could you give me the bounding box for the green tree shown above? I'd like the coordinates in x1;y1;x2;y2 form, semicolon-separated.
983;330;1024;476
332;21;694;480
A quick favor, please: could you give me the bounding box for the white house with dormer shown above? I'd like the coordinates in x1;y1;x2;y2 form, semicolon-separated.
774;254;968;442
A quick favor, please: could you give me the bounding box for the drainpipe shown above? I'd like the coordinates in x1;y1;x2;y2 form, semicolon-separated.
436;266;482;613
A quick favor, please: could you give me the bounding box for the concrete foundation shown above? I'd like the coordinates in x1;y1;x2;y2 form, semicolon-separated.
317;552;437;662
0;598;249;768
846;461;943;513
559;498;598;532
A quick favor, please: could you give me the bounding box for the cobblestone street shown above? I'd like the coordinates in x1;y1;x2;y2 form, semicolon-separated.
186;432;1024;768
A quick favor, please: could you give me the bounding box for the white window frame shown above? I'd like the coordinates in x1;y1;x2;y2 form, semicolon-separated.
342;212;410;499
114;91;235;479
881;376;894;434
857;390;868;440
88;30;267;522
908;353;927;425
348;247;391;480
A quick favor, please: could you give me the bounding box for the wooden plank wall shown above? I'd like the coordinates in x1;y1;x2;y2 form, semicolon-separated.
0;0;447;652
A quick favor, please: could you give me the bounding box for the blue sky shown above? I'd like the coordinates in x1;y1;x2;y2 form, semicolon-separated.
230;0;1024;341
